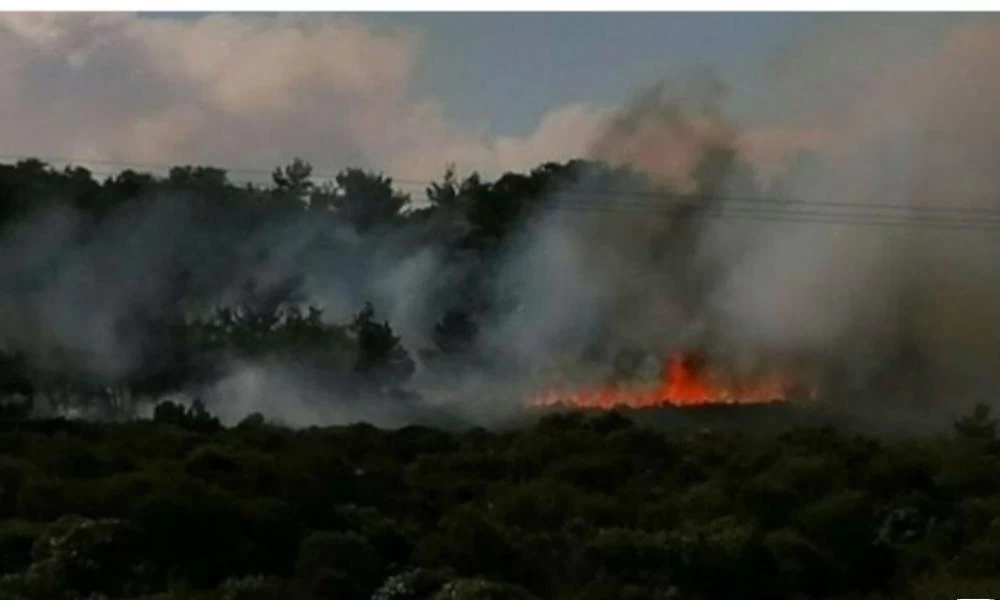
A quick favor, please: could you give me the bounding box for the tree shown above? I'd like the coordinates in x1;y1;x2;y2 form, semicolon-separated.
371;568;452;600
427;165;459;208
0;516;149;599
431;578;538;600
271;157;314;198
432;309;479;357
427;165;463;211
350;303;415;391
333;168;409;233
269;157;314;215
294;531;384;600
954;403;997;444
307;180;339;214
168;166;230;189
153;398;222;433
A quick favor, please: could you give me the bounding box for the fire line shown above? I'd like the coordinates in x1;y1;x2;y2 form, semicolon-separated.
530;353;805;410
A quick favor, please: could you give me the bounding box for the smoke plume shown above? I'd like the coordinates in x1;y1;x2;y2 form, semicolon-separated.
490;19;1000;426
6;17;1000;431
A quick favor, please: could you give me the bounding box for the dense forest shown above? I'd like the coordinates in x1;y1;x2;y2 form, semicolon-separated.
0;155;553;421
2;407;1000;599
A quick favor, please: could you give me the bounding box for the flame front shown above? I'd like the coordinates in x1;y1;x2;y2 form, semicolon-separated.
530;353;805;410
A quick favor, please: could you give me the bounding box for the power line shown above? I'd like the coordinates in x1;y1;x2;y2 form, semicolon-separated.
6;151;1000;214
4;152;1000;230
542;200;1000;232
0;153;430;186
547;197;1000;224
6;151;1000;212
552;190;1000;216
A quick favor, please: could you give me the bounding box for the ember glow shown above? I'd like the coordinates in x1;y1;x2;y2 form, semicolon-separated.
531;353;808;410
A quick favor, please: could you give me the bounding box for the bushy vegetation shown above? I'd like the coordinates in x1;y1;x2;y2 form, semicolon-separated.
0;407;999;598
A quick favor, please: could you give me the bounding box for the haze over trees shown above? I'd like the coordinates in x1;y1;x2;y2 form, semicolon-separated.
2;153;999;599
0;149;790;423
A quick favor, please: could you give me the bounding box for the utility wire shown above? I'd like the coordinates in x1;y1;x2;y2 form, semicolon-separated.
552;190;1000;216
5;152;1000;213
545;197;1000;224
4;152;1000;230
0;153;428;185
541;201;1000;231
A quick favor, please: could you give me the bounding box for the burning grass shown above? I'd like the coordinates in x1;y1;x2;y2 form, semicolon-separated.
530;352;814;411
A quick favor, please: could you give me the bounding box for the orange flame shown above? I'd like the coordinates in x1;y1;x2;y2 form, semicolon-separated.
530;353;806;410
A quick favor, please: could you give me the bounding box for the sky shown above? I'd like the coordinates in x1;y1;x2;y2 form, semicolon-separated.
358;13;811;135
0;13;995;185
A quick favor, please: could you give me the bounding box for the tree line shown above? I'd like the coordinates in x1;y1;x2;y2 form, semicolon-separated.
0;148;796;420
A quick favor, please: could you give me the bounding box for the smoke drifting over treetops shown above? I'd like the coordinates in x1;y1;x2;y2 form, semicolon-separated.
4;18;1000;429
464;21;1000;423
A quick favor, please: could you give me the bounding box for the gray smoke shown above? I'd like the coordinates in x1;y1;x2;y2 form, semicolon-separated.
0;185;456;426
8;17;1000;430
477;20;1000;428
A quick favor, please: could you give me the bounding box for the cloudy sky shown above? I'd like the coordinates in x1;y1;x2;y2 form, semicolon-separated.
0;13;995;186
